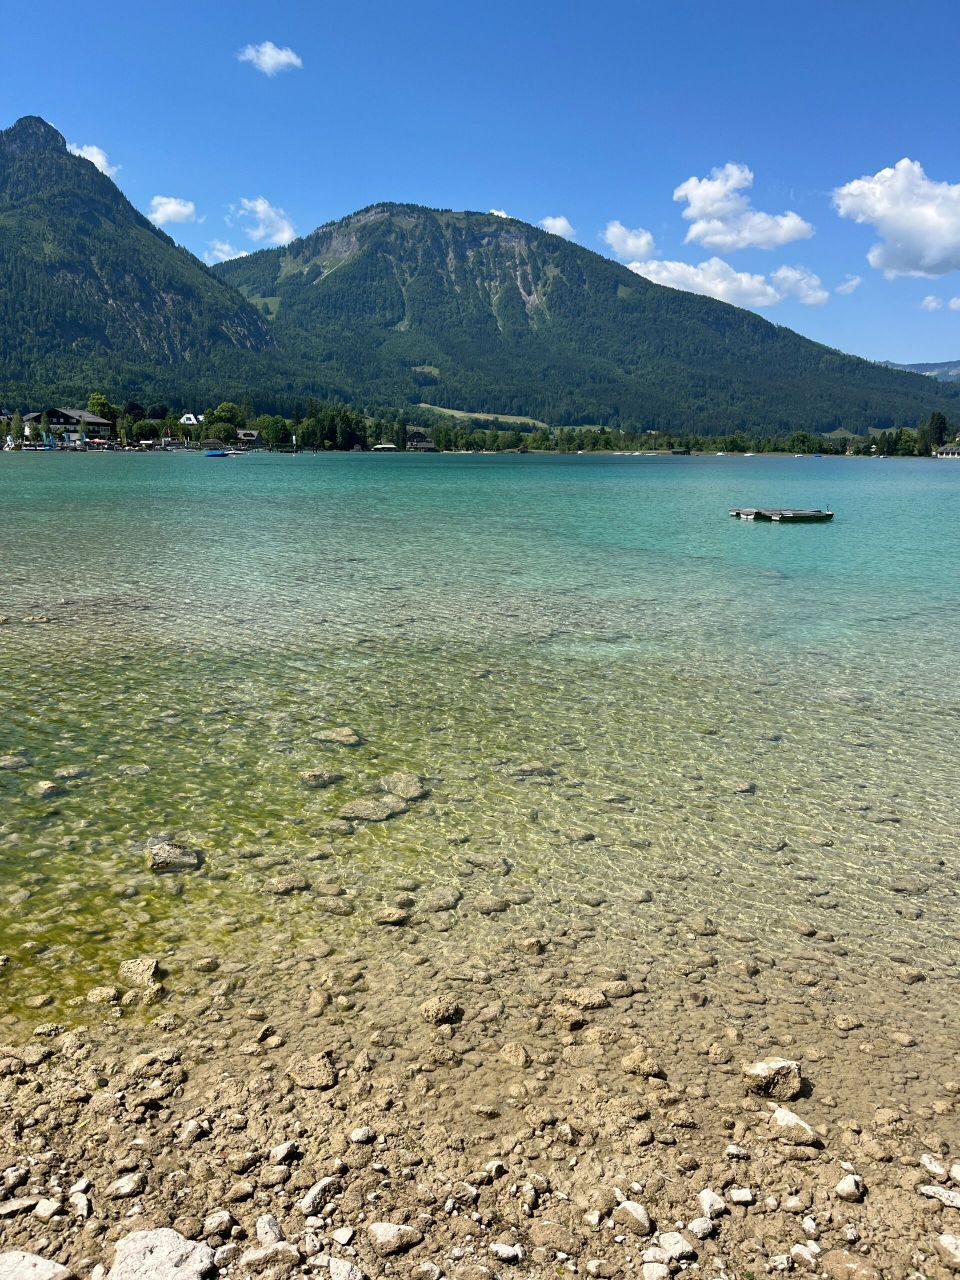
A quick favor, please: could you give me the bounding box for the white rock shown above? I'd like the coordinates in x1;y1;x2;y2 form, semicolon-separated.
489;1242;523;1263
107;1229;214;1280
641;1266;670;1280
657;1231;696;1261
70;1192;91;1219
239;1241;301;1272
921;1153;948;1178
203;1209;233;1237
331;1227;354;1245
0;1254;72;1280
366;1222;423;1256
298;1177;338;1215
919;1184;960;1209
613;1199;653;1234
33;1198;62;1222
349;1126;375;1144
725;1142;749;1158
686;1216;715;1239
328;1259;367;1280
108;1172;146;1199
951;1162;960;1186
256;1214;283;1244
935;1234;960;1272
790;1242;821;1271
728;1186;754;1205
742;1057;803;1100
697;1188;728;1219
834;1174;865;1202
769;1103;818;1145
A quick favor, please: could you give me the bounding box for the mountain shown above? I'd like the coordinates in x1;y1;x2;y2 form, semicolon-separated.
0;116;270;404
214;202;960;432
884;359;960;383
0;113;957;432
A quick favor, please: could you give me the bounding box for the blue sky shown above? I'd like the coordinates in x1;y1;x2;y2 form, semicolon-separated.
7;0;960;362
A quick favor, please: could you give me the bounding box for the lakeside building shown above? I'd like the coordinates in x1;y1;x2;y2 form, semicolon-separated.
936;443;960;458
22;408;113;444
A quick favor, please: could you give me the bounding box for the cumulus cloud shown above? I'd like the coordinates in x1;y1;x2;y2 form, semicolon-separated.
148;195;197;226
919;295;943;311
833;158;960;277
539;215;576;239
770;264;829;306
674;162;813;251
628;256;781;307
950;297;960;310
835;274;862;295
603;220;655;260
236;196;295;245
490;208;509;218
204;240;248;264
67;142;118;177
238;41;303;75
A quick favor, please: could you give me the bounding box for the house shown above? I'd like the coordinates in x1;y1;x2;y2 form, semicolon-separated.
179;413;205;428
936;443;960;458
407;429;438;452
236;429;262;450
23;408;113;443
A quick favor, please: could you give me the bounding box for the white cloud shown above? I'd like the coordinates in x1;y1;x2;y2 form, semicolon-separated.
237;41;303;76
833;158;960;277
770;264;829;306
603;220;655;260
67;142;118;177
204;240;248;264
628;256;781;307
919;294;943;311
674;162;813;251
950;297;960;310
835;274;862;295
236;196;295;245
490;208;509;218
148;195;197;226
539;215;576;240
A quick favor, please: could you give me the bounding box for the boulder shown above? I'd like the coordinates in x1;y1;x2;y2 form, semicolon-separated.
935;1235;960;1272
419;994;462;1024
107;1229;214;1279
119;957;160;987
742;1057;803;1100
299;768;342;788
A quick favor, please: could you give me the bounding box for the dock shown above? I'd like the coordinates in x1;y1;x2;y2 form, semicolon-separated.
729;507;833;522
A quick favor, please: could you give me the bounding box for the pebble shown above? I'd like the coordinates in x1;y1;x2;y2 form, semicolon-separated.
147;842;201;872
108;1171;146;1199
834;1173;865;1202
612;1200;653;1235
419;995;462;1024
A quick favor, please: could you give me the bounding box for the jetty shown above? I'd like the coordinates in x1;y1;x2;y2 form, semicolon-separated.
729;507;833;522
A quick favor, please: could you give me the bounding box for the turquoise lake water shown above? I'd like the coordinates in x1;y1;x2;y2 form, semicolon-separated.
0;451;958;1039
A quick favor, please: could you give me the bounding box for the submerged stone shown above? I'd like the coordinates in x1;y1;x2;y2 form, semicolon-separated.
377;771;429;800
339;794;408;822
147;842;201;872
298;768;342;788
315;726;362;746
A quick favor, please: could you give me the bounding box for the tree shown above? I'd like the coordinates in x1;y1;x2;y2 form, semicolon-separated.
207;402;247;430
146;403;169;421
87;391;116;423
10;409;22;447
124;401;146;423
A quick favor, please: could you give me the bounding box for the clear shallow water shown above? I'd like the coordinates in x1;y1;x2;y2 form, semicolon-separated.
0;451;958;1051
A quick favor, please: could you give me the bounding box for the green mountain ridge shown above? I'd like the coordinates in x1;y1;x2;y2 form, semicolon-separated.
0;114;957;432
0;116;271;403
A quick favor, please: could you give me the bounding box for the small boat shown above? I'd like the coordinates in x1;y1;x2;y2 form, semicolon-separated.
729;507;834;523
204;449;228;458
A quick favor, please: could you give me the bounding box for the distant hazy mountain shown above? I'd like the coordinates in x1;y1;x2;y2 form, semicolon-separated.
884;359;960;382
1;114;958;431
0;115;270;403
